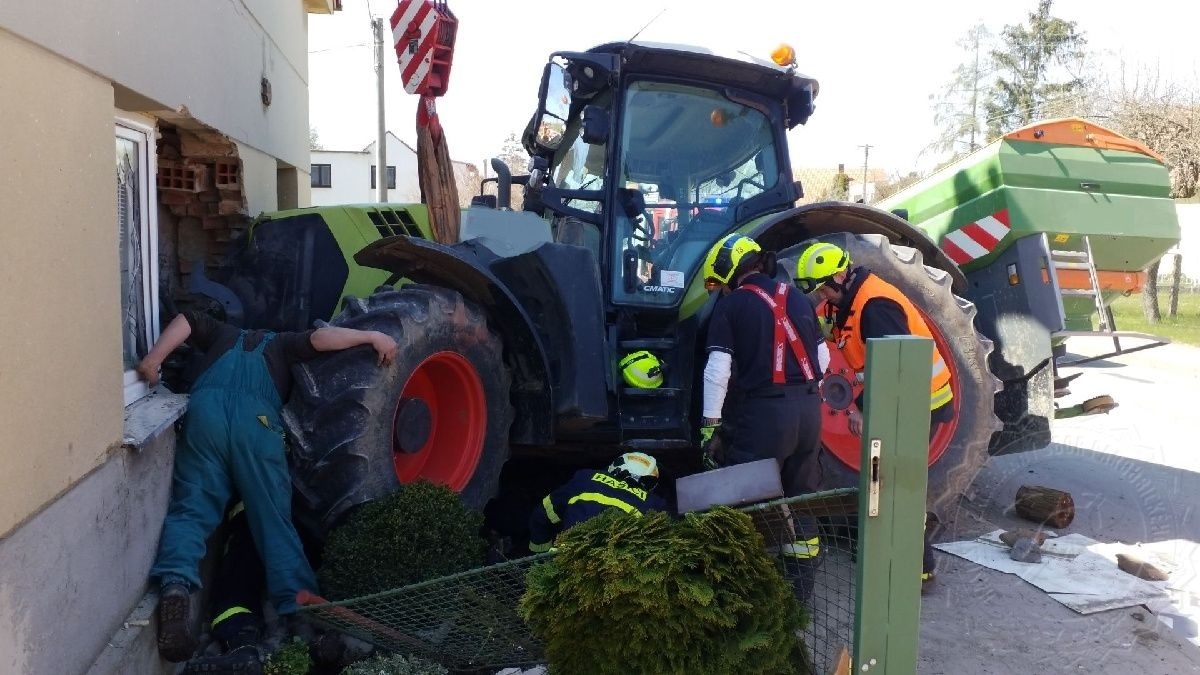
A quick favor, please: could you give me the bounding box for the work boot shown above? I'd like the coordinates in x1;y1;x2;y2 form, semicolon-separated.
157;583;197;662
183;626;263;674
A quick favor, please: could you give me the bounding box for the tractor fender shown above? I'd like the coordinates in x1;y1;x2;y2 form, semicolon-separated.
354;236;554;445
749;201;968;293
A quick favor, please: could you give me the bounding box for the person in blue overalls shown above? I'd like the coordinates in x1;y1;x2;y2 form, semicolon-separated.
136;309;397;662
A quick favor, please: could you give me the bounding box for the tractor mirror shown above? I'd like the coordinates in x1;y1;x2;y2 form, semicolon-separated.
534;62;572;152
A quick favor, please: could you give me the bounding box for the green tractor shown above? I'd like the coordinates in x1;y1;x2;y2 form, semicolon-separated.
192;42;1173;539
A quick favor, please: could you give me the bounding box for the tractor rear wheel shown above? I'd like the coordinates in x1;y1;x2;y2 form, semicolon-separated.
283;285;513;537
811;233;1001;515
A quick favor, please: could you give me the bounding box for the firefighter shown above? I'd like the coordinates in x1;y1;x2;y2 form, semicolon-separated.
698;233;825;599
793;240;953;585
136;310;398;662
528;452;666;552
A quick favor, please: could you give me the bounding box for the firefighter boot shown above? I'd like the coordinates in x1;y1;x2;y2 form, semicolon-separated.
182;626;263;674
157;583;197;662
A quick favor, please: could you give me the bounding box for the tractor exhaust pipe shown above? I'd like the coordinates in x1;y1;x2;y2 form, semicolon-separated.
490;158;512;210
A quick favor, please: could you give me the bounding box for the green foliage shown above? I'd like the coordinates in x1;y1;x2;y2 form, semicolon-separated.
520;507;809;675
264;638;313;675
339;651;449;675
319;481;487;600
984;0;1088;139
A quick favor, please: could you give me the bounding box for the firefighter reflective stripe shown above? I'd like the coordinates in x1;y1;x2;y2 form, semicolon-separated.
567;492;643;516
543;495;561;525
212;605;252;627
832;273;953;407
741;283;817;383
529;541;553;553
931;383;953;410
781;537;822;559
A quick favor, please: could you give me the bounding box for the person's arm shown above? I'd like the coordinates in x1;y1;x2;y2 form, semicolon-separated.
136;314;193;385
702;300;736;424
528;483;570;552
848;298;910;432
309;326;398;366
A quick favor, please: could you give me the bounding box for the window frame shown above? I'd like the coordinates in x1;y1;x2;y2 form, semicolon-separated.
370;164;397;190
116;117;161;406
311;163;332;188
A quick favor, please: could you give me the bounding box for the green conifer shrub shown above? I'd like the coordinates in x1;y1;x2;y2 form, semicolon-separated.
318;481;487;600
519;507;809;675
339;651;449;675
264;637;313;675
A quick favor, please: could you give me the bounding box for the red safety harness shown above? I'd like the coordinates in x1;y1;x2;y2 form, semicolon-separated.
741;282;817;384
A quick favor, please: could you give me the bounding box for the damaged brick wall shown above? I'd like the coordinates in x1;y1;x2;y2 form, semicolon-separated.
155;124;249;303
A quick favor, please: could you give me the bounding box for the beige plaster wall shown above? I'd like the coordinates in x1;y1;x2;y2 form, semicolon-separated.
0;29;123;536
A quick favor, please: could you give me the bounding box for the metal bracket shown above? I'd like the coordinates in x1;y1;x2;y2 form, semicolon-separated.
867;439;882;517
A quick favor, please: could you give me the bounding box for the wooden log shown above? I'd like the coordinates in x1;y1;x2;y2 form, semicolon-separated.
1116;553;1170;581
1014;485;1075;529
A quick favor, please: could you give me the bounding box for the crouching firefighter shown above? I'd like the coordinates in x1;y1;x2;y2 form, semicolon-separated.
528;452;666;552
699;234;826;601
794;241;952;587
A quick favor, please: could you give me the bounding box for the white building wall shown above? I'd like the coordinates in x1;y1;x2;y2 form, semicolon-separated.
0;0;311;170
310;132;426;205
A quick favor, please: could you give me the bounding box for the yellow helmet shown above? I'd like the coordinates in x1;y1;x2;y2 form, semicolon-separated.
608;451;660;489
619;350;664;388
702;233;762;286
794;242;850;293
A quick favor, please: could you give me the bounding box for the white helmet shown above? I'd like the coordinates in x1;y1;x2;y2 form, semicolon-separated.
607;452;660;490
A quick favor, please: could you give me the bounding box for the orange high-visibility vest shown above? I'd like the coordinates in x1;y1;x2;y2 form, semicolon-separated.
831;273;953;410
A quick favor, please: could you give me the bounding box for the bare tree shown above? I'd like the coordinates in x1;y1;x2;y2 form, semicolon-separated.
1095;68;1200;322
309;127;323;151
933;24;993;158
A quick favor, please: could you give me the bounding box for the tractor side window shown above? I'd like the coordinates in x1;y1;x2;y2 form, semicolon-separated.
611;80;780;307
552;128;605;215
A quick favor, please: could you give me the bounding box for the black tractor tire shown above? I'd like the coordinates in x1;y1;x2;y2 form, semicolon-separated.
989;363;1054;455
283;285;514;537
808;233;1002;516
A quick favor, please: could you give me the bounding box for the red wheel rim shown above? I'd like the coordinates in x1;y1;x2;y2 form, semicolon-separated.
820;308;961;471
391;351;487;490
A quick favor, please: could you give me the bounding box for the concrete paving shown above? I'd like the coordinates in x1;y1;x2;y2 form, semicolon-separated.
920;341;1200;674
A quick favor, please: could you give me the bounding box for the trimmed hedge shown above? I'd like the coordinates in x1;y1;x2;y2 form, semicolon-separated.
264;638;313;675
519;507;809;675
340;652;449;675
318;481;487;600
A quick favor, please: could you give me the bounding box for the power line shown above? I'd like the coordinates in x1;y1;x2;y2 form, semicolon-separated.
308;43;371;54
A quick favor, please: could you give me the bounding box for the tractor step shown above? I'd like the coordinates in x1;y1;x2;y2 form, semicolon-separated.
621;387;682;398
619;338;677;351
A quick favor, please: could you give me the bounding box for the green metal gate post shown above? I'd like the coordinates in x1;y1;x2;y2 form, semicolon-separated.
853;336;933;674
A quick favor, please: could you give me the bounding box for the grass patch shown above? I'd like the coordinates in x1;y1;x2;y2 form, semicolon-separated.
1108;292;1200;347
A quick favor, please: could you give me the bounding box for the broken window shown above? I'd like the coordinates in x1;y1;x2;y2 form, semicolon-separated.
117;120;160;405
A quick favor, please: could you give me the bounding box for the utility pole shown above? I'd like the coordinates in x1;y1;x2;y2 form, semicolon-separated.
859;144;873;203
373;16;388;203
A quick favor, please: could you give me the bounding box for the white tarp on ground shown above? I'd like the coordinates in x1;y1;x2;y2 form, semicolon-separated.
935;530;1171;614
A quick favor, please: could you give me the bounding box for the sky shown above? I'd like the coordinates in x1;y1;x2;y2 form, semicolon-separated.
307;0;1199;176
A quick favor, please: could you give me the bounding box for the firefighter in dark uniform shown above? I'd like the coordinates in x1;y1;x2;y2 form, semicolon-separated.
794;241;952;586
698;233;825;599
528;452;666;552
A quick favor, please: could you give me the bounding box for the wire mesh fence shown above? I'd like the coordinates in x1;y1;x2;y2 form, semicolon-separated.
299;487;860;673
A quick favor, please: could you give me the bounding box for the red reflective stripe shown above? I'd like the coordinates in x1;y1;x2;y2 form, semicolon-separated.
960;222;1001;250
940;236;972;265
742;284;816;383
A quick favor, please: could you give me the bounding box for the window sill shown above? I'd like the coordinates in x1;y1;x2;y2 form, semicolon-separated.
122;388;189;451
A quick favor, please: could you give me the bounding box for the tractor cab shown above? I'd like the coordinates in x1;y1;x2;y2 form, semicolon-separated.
524;43;816;312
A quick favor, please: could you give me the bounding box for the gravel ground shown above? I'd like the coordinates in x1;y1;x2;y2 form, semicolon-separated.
919;341;1200;674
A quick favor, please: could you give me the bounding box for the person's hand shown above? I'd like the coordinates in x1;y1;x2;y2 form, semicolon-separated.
135;357;161;386
699;419;721;470
371;332;398;367
848;409;863;436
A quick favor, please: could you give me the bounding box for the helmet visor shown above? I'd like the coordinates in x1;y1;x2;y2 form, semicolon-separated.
795;276;831;294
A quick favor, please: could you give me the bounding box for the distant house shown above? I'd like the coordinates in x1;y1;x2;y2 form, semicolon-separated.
792;164;890;204
310;131;480;206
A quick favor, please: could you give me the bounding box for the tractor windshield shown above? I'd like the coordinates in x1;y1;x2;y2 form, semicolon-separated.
611;80;781;306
